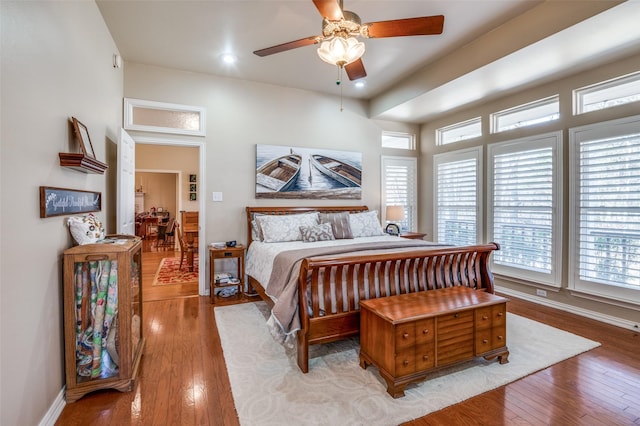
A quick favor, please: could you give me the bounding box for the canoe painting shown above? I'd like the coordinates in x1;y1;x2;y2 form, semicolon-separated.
255;152;302;192
256;144;362;199
310;154;362;187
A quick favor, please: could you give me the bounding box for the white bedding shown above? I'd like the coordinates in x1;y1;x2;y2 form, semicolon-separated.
246;235;400;294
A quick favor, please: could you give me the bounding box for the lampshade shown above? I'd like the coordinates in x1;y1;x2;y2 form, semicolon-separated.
317;37;365;67
386;205;405;222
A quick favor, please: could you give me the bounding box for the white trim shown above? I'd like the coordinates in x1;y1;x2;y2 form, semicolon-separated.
487;131;563;287
134;136;207;296
124;98;206;136
568;115;640;306
38;388;65;426
496;286;639;331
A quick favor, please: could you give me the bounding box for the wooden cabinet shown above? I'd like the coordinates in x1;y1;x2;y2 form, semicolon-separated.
359;286;509;398
62;236;144;402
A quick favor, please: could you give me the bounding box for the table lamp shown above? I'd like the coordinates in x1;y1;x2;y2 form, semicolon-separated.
385;206;405;236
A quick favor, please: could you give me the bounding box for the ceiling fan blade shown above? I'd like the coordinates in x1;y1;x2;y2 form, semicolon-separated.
313;0;344;21
365;15;444;38
345;59;366;81
253;36;321;57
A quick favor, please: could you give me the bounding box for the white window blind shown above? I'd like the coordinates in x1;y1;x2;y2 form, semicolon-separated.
434;148;482;245
569;115;640;304
488;132;562;286
381;156;417;232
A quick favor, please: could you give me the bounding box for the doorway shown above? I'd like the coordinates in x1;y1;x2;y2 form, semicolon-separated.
123;136;207;301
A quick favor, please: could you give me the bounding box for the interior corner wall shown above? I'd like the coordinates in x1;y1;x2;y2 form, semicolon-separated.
0;2;123;425
123;62;395;245
418;54;640;326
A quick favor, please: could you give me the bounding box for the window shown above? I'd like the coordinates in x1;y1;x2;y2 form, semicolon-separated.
436;117;482;145
433;148;482;245
381;131;415;150
381;156;417;232
488;132;563;286
569;115;640;305
491;95;559;133
574;71;640;115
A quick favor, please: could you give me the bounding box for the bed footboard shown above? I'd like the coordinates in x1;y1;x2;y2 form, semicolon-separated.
295;243;500;373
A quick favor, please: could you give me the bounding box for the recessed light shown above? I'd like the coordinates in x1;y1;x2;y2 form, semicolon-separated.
355;81;365;88
221;53;237;64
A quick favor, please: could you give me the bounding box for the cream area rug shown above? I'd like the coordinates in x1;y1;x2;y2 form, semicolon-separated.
215;302;600;426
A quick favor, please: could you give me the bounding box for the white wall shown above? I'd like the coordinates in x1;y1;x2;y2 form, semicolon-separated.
123;62;417;246
0;2;122;424
419;54;640;326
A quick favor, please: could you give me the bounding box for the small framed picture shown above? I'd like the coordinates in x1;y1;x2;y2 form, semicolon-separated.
157;207;163;212
72;117;96;159
190;193;197;201
190;183;197;192
189;174;197;183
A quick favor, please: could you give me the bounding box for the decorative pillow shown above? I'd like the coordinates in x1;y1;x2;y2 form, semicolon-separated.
300;223;335;242
257;212;319;243
251;219;262;242
67;213;105;245
349;210;385;238
319;212;353;239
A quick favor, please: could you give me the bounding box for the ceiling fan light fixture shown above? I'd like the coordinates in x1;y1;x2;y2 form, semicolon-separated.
317;36;365;67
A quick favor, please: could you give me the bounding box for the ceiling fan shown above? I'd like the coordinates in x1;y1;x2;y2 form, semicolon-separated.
253;0;445;81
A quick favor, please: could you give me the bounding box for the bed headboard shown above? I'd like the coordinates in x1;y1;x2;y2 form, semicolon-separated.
245;206;368;246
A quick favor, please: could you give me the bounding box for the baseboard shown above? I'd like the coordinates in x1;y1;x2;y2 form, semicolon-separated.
496;286;639;331
39;388;65;426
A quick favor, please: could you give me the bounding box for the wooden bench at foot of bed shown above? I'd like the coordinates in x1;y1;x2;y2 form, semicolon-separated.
293;242;500;373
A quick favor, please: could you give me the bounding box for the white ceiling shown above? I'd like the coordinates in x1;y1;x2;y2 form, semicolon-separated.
96;0;640;123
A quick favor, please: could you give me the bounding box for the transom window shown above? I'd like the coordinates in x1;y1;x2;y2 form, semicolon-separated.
436;117;482;145
491;95;559;133
574;71;640;115
381;131;415;150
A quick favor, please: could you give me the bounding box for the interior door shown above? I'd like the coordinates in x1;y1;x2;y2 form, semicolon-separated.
117;128;136;235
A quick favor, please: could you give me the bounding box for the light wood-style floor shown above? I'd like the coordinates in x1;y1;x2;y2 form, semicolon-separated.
55;248;640;425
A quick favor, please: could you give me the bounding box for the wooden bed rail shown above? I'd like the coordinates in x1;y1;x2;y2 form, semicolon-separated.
294;242;500;372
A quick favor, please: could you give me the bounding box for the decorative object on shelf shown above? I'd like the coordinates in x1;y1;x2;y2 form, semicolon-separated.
59;117;107;174
256;144;362;200
40;186;102;218
67;213;105;245
385;205;405;236
189;174;197;183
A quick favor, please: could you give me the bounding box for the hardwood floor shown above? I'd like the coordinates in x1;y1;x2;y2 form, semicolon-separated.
55;250;640;425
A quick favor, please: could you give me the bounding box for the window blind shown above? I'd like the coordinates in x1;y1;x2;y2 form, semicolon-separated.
382;157;417;232
576;133;640;287
435;156;478;245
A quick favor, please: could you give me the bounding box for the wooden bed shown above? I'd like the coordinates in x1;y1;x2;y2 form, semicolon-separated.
245;206;500;373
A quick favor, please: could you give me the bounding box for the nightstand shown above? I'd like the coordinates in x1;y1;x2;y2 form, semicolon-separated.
400;232;427;240
209;244;245;304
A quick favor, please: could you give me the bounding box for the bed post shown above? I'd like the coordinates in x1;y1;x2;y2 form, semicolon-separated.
296;331;309;373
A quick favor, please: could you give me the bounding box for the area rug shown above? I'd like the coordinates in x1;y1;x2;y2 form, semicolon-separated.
215;301;600;426
151;256;199;286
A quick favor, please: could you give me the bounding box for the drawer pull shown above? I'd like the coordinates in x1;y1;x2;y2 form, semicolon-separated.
403;332;409;339
403;360;409;366
422;355;429;360
482;315;488;320
497;312;503;317
422;329;429;334
454;313;459;318
483;339;488;344
498;335;504;340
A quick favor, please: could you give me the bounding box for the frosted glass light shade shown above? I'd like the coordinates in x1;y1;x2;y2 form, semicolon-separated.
317;37;365;67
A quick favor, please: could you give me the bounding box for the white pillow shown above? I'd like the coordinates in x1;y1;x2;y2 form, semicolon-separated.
349;210;385;238
67;213;105;245
257;212;319;243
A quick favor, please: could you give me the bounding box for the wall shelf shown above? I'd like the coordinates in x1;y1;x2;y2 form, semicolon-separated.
59;152;108;174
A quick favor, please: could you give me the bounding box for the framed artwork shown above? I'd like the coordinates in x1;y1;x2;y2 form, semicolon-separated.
189;174;197;183
190;183;197;192
72;117;96;159
256;144;362;199
40;186;101;218
190;193;197;201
